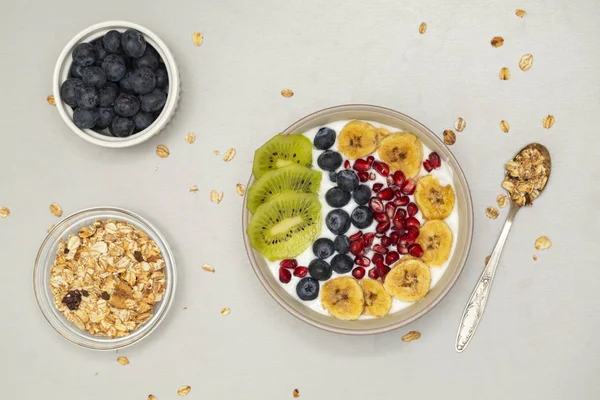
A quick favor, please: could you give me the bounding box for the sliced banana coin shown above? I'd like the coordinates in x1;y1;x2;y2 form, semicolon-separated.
416;220;453;266
383;258;431;302
361;278;392;317
321;276;364;320
377;132;423;177
414;175;456;220
338;120;379;160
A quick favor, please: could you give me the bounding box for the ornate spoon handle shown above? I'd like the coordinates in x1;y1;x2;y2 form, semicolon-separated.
455;202;519;352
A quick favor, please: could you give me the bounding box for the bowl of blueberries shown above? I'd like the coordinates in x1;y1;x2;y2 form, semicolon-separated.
53;21;180;147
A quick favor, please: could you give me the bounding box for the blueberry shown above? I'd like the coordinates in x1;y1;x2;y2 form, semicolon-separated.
352;185;372;206
325;187;351;208
70;63;85;79
60;78;84;107
103;30;122;54
93;39;107;62
81;66;107;89
334;235;350;254
121;29;146;58
331;254;354;274
308;259;332;281
155;66;168;90
95;107;116;130
77;87;99;110
110;116;135;137
336;169;360;192
119;72;135;94
101;54;127;82
133;47;159;70
317;150;343;171
132;111;155;132
351;206;373;229
313;127;336;150
326;209;351;235
139;89;167;112
73;108;98;129
328;170;337;183
114;93;140;117
296;277;320;301
313;238;335;259
130;67;156;94
72;43;97;66
98;82;119;107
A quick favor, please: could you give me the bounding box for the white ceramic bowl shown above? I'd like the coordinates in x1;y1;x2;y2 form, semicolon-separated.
53;21;180;148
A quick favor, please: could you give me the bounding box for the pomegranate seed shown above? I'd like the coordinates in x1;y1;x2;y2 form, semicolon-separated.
357;171;369;182
376;264;387;278
385;203;396;219
386;176;395;186
363;233;375;247
393;188;403;199
280;259;298;269
373;161;390;177
376;220;391;233
407;203;418;217
369;172;377;181
344;160;351;169
405;217;421;229
353;158;371;172
389;231;400;245
373;212;388;223
385;251;400;265
279;267;292;283
405;226;420;243
293;266;308;278
393;170;405;186
377;187;394;200
369;197;384;213
373;244;389;254
408;243;424;257
372;253;384;265
423;160;433;172
398;244;409;254
354;256;371;267
368;267;379;279
375;232;385;238
393;196;410;207
372;183;384;193
401;178;417;195
352;267;366;280
429;152;441;168
392;209;406;230
349;239;365;256
398;232;408;247
366;155;375;167
374;258;386;269
349;231;363;241
380;265;391;281
381;236;392;247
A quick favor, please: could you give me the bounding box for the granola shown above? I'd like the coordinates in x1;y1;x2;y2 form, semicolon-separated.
418;22;427;34
0;206;9;218
401;330;421;342
49;220;166;337
502;146;550;206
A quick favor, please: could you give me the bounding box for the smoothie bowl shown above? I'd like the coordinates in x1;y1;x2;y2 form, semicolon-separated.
242;105;473;334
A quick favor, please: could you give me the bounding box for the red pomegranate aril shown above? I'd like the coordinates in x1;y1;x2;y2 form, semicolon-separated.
363;232;375;247
372;183;384;193
401;178;417;195
389;231;400;245
386;176;395;186
408;243;425;257
385;203;396;219
429;152;441;168
394;196;410;207
349;239;365;256
373;244;389;254
369;172;377;181
279;267;292;283
354;256;371;267
368;267;379;279
376;220;391;233
376;264;388;278
398;244;409;254
393;170;406;186
373;161;390;177
352;267;366;280
405;216;421;229
392;209;406;230
349;231;363;241
393;188;403;199
357;171;369;182
353;158;371;172
374;258;386;270
377;187;394;200
375;232;385;238
293;266;308;278
369;197;384;213
344;160;351;169
407;202;418;217
405;226;420;243
280;259;298;269
385;251;400;265
372;253;384;265
366;155;375;166
373;212;388;223
381;236;392;247
423;159;434;172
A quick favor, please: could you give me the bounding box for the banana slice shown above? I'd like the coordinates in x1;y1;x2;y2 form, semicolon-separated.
377;132;423;177
361;278;392;317
321;276;364;320
338;120;379;159
416;220;453;267
414;175;456;220
383;258;431;302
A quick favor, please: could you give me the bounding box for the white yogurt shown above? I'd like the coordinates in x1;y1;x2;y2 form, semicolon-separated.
265;120;459;318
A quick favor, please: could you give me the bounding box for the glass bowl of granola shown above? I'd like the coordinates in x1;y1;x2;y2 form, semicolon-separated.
33;207;177;350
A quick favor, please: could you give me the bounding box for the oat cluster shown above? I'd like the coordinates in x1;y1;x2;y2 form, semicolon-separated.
502;146;549;206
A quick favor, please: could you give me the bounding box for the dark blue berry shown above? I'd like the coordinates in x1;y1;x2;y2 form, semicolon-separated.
73;108;98;129
121;29;146;58
317;150;343;171
60;78;84;107
103;30;122;54
313;127;336;150
119;72;135;94
95;107;116;130
334;235;350;254
328;170;337;183
70;63;85;79
308;259;332;281
336;169;359;192
114;93;140;117
130;67;156;94
155;66;168;90
77;87;99;110
72;43;97;66
326;209;351;235
102;54;127;82
81;66;107;89
331;254;353;274
325;187;351;208
133;47;159;70
98;82;119;107
132;111;155;132
93;39;107;62
313;238;335;259
139;89;167;112
351;206;373;229
352;185;372;206
110;116;134;137
296;277;319;301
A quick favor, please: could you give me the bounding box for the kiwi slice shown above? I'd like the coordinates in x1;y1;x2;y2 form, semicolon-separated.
252;134;313;179
247;192;321;262
247;165;322;214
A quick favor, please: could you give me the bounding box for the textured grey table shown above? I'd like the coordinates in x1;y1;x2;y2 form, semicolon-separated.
1;0;599;399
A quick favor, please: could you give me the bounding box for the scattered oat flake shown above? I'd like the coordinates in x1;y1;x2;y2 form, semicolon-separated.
156;145;170;158
542;115;555;129
485;206;499;219
236;183;246;196
148;396;157;400
497;194;509;208
202;264;215;273
50;203;63;217
189;185;199;193
183;306;188;310
500;120;510;133
185;132;196;144
519;54;534;71
443;130;456;145
117;356;130;365
281;89;294;98
401;331;421;342
418;22;427;34
210;190;224;204
178;385;192;396
47;224;55;232
535;236;552;250
0;207;9;218
454;117;466;132
221;307;231;316
214;150;221;155
499;67;511;80
515;9;527;18
192;32;203;46
293;388;300;398
223;147;236;162
485;255;491;265
533;255;538;261
491;36;504;48
47;95;56;106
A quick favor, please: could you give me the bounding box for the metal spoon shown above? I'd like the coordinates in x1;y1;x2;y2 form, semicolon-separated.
455;143;551;352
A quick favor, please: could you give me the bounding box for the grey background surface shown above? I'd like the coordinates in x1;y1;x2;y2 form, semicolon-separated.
1;0;599;399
